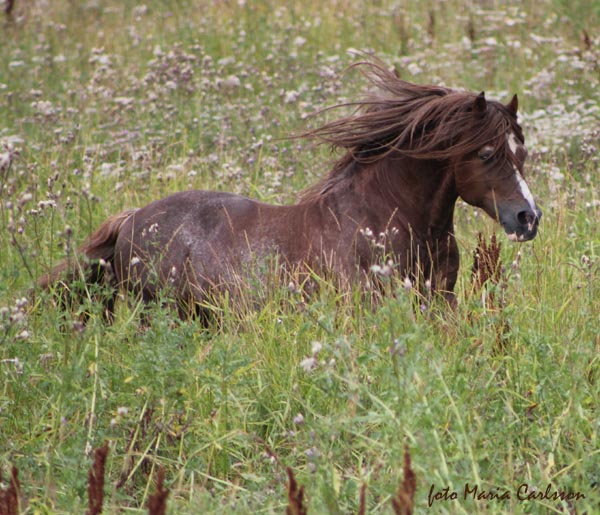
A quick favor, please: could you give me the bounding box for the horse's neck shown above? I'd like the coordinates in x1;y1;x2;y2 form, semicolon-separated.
354;156;458;237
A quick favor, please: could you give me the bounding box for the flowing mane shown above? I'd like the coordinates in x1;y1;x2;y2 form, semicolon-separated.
300;61;523;202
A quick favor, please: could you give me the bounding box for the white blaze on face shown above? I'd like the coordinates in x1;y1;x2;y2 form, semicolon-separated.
507;132;520;155
515;171;537;213
507;131;537;212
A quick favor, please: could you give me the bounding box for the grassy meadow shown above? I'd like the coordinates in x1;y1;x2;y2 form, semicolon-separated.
1;0;599;513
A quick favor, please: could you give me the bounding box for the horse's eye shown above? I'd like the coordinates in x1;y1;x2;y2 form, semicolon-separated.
478;146;494;161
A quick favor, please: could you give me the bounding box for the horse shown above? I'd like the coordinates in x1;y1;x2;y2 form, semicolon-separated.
39;61;541;321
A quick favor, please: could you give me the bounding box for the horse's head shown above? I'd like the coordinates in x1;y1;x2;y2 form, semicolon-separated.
454;93;542;242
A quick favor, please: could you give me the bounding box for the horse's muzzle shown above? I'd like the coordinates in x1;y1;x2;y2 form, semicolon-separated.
502;206;542;242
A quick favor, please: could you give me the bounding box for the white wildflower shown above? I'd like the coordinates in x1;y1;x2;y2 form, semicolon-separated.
300;357;317;373
0;152;12;171
216;75;241;90
31;100;57;117
284;90;300;103
407;62;422;75
113;97;135;106
18;193;33;207
311;341;322;355
133;4;148;17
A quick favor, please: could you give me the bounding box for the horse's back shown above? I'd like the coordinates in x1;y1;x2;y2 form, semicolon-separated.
118;190;261;239
112;190;269;302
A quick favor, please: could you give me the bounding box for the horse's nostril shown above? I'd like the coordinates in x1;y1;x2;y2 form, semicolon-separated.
517;210;536;227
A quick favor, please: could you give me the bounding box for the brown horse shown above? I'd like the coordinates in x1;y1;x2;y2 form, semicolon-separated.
39;61;541;320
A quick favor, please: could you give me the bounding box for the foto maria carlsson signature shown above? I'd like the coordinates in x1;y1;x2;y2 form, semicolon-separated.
427;482;586;507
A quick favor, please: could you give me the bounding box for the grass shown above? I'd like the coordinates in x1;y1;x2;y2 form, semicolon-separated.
1;0;599;513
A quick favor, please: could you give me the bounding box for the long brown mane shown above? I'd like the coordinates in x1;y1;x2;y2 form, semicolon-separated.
301;60;522;201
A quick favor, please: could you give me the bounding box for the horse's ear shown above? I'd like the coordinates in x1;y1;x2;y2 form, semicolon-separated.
473;91;487;115
507;94;518;115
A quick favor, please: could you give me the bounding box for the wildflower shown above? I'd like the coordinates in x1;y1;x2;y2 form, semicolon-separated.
0;136;22;171
402;277;413;290
39;353;54;365
9;310;24;324
311;341;322;355
390;338;407;357
133;4;148;16
293;413;305;425
2;357;24;375
512;250;522;273
216;75;241;90
17;193;33;208
304;447;319;460
31;100;57;117
300;357;317;373
37;200;57;210
407;62;422;75
0;151;12;171
380;264;392;276
284;90;300;103
113;97;135;107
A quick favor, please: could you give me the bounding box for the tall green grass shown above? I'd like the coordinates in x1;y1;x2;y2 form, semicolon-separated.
1;1;599;513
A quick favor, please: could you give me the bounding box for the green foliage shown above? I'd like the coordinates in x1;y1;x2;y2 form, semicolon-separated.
1;1;599;513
